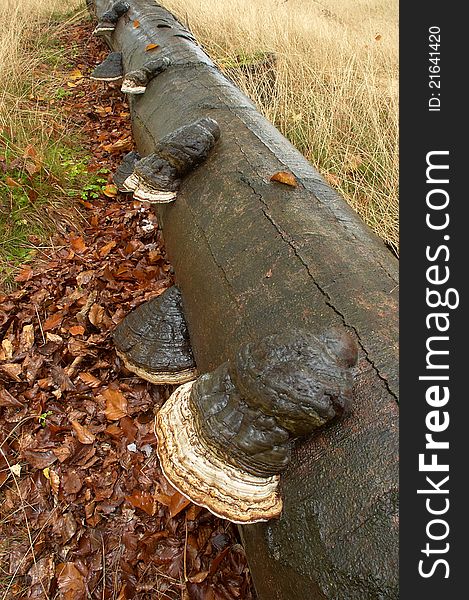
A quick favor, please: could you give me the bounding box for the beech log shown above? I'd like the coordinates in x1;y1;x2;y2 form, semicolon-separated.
92;2;399;598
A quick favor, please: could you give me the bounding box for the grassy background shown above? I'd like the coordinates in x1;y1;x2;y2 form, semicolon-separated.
0;0;94;288
1;0;399;289
161;0;399;253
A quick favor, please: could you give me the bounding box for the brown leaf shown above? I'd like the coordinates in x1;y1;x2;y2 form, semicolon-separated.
56;562;87;599
15;265;33;282
0;387;24;407
43;311;64;332
19;323;35;351
98;240;117;257
1;338;14;359
62;470;83;495
49;469;60;496
69;325;86;336
102;137;133;153
133;19;140;28
189;571;209;584
103;387;128;420
375;33;382;41
169;491;191;518
103;184;117;198
78;372;101;388
70;235;86;254
71;420;96;445
0;363;22;381
22;448;57;469
145;43;159;51
125;490;156;515
4;176;21;187
88;303;105;327
270;171;297;187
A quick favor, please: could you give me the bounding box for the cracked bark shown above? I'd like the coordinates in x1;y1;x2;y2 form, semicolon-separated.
93;1;399;599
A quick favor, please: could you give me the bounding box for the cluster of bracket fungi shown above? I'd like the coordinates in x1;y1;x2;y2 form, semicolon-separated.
96;2;358;524
114;287;358;523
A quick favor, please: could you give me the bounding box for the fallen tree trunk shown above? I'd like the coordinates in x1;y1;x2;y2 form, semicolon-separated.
93;2;399;598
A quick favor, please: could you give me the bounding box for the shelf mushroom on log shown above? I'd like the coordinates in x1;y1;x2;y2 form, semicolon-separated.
155;329;357;524
90;51;123;81
121;57;171;94
120;117;220;203
92;1;398;598
113;286;197;385
92;0;129;35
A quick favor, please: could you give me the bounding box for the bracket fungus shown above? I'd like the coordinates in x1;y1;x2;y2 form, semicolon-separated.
121;117;220;203
113;286;197;385
90;52;123;82
155;329;358;523
121;57;171;95
93;1;130;35
113;151;141;192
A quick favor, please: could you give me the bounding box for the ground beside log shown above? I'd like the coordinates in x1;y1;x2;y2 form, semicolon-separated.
0;20;255;600
92;1;399;599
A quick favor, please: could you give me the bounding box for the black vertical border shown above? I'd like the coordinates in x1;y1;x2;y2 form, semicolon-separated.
400;2;465;597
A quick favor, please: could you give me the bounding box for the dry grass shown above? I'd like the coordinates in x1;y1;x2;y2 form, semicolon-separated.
161;0;399;253
0;0;87;288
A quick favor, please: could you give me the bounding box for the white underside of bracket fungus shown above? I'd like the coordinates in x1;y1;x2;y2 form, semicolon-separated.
155;381;283;524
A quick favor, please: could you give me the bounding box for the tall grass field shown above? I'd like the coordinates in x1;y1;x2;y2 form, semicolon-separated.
0;0;86;286
162;0;399;253
1;0;399;283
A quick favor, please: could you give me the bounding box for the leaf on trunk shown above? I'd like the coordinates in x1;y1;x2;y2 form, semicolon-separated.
270;171;297;187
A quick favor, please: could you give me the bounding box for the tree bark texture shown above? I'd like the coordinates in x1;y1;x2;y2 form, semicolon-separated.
93;2;399;598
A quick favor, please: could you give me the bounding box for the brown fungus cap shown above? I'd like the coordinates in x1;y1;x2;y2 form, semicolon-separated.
122;117;220;203
113;286;197;385
155;329;357;523
90;52;124;82
156;381;283;524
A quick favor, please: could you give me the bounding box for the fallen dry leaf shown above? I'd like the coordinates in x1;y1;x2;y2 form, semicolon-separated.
125;490;156;516
145;43;159;51
70;235;86;254
99;240;117;257
43;311;64;332
69;325;85;336
103;387;128;420
0;363;22;381
78;372;101;387
133;19;140;28
19;323;35;351
56;562;87;599
71;420;96;444
169;491;191;518
89;303;104;326
103;183;117;197
270;171;298;187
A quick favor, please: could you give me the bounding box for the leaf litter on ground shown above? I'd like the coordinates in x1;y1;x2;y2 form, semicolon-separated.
0;18;255;600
